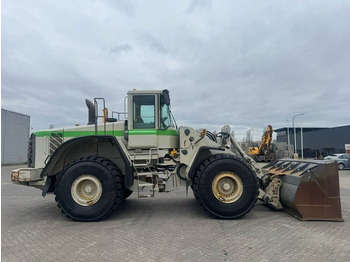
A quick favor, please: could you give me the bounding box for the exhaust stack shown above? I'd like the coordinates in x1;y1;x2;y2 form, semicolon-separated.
85;99;96;125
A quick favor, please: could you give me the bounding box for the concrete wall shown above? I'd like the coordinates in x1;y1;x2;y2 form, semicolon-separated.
1;109;30;164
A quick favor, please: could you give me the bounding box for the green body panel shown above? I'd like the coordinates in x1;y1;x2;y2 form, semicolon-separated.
34;129;179;138
128;129;178;136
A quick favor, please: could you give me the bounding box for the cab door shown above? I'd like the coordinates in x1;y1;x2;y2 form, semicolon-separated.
128;94;159;148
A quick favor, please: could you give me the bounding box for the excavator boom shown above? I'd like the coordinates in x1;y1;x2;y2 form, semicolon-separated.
258;125;273;153
249;125;275;162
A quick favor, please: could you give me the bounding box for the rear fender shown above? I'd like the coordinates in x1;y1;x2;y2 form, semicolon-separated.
41;136;133;195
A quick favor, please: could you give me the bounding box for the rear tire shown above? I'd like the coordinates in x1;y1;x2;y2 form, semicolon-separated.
55;156;125;221
193;154;259;219
338;163;345;170
124;189;133;200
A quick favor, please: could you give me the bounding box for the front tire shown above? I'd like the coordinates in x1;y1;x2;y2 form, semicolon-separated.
193;154;259;219
55;156;125;221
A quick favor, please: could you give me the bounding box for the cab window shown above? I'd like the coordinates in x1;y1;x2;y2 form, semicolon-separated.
133;95;155;129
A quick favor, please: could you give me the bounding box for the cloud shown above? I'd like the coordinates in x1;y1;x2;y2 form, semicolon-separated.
109;44;133;54
2;0;350;140
107;0;135;16
187;0;212;13
137;33;168;55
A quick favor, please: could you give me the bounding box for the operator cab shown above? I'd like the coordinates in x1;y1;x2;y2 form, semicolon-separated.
126;89;178;148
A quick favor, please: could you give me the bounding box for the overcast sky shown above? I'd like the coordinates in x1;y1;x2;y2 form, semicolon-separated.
2;0;350;140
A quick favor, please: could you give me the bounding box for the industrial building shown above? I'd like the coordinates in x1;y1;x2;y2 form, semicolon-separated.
275;125;350;158
1;109;30;164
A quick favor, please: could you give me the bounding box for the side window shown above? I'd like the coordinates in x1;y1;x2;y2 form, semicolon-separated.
133;95;155;129
160;103;173;129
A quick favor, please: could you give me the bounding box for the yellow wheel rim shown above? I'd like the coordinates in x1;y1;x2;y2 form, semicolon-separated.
212;172;243;203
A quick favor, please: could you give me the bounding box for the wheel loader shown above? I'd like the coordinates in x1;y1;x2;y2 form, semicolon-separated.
11;90;343;221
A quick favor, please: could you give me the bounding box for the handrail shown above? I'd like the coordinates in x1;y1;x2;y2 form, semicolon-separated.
94;98;106;135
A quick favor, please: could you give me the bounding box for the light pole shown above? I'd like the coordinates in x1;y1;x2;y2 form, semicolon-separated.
292;114;304;155
286;120;290;146
301;121;304;159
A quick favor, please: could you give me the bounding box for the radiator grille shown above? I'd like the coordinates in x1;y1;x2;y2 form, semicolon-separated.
50;133;63;155
28;133;36;168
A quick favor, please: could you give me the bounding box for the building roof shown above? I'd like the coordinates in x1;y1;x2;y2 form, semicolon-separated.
1;108;30;118
275;125;350;133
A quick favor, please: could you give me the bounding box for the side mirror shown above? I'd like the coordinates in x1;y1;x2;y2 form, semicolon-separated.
162;89;170;106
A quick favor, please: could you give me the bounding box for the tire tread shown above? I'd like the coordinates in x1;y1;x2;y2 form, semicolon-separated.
192;154;259;219
54;156;125;221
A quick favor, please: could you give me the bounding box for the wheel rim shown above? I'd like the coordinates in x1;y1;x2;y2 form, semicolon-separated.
212;172;243;203
339;164;344;170
71;175;102;206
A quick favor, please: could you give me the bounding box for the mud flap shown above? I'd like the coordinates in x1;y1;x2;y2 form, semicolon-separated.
261;159;343;222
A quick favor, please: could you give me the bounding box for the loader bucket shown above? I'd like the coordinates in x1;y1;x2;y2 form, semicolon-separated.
262;159;343;221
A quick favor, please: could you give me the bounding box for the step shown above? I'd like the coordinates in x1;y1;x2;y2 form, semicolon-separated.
138;194;154;198
137;183;154;187
133;163;148;167
135;172;154;177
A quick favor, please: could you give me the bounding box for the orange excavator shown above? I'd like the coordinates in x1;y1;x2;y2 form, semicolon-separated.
248;125;275;162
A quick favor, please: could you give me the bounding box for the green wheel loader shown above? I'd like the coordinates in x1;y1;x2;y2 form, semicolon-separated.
11;90;343;221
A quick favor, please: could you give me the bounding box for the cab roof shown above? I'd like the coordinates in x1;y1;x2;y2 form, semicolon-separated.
127;89;166;95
